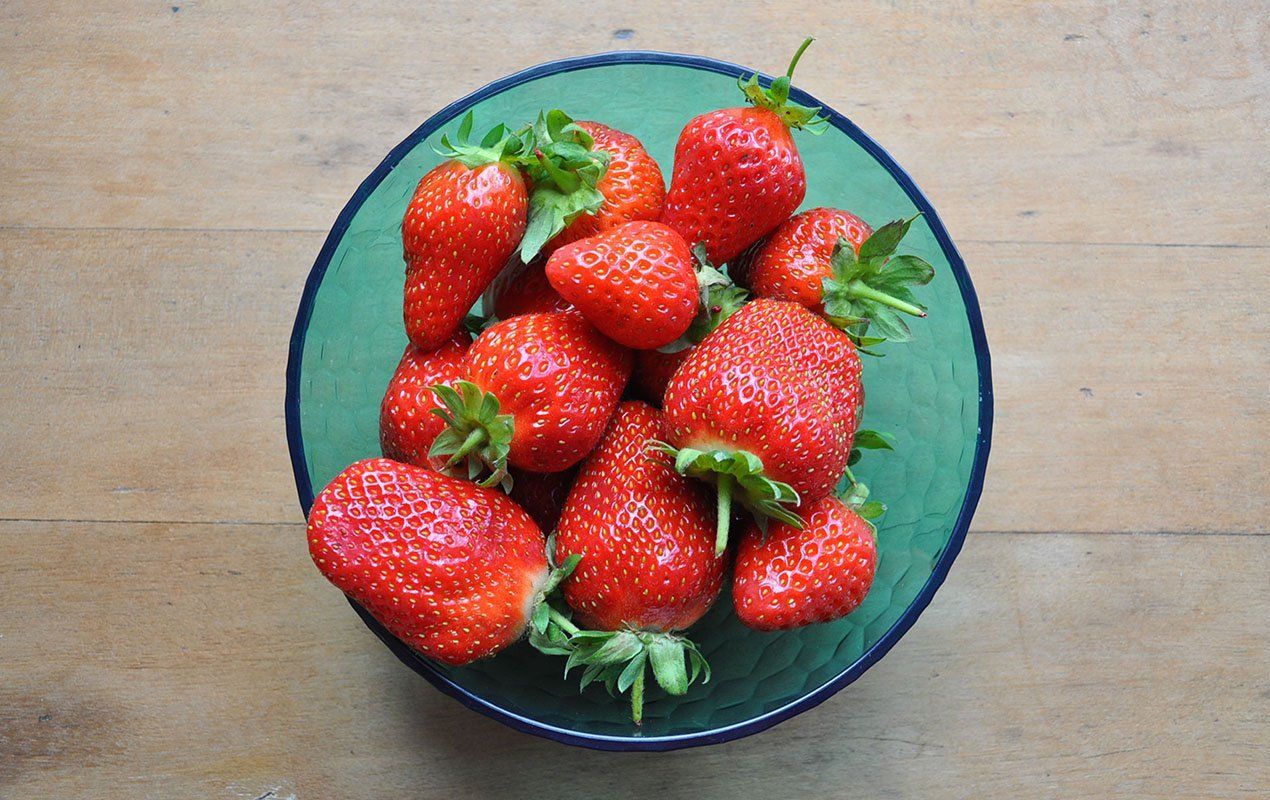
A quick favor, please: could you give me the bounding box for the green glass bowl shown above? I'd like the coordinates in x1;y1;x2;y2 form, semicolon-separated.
285;51;992;751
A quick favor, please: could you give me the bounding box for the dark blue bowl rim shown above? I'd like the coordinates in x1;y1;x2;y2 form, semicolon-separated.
285;49;994;752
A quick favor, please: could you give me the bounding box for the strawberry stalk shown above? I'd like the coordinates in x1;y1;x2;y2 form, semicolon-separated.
525;539;584;657
738;37;828;133
821;215;936;349
654;443;803;555
560;626;711;725
715;473;734;555
517;109;611;262
428;381;514;489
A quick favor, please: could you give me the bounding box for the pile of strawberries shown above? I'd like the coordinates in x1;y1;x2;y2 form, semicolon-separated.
306;41;934;724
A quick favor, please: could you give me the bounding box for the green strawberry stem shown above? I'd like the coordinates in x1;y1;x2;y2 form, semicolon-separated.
443;428;489;467
784;36;815;79
841;471;886;527
845;280;927;317
517;109;611;261
658;244;749;355
560;627;711;725
715;473;734;556
548;606;581;637
738;37;827;132
821;215;936;347
631;667;646;726
428;381;514;488
526;548;583;657
434;110;524;169
654;442;803;553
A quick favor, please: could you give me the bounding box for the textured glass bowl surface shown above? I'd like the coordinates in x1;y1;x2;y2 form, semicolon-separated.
285;51;992;751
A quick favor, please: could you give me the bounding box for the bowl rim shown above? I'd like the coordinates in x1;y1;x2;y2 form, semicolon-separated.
285;48;994;752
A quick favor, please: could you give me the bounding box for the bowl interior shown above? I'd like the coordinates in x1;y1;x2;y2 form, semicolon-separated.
290;56;987;746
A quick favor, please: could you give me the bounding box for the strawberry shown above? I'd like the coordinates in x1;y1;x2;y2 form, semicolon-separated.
736;212;936;347
553;402;721;722
402;112;528;350
731;207;872;308
483;255;573;319
661;299;855;553
508;466;578;533
378;330;471;468
545;221;699;350
660;39;823;265
307;458;578;665
732;493;880;631
430;311;632;482
546;121;665;252
630;244;750;402
717;298;864;426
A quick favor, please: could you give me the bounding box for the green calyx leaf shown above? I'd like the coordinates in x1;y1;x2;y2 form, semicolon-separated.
433;110;525;169
563;628;710;725
856;500;887;521
737;37;828;133
848;427;895;470
821;214;936;348
838;466;887;530
853;429;896;451
658;244;750;354
427;380;514;489
525;537;586;657
517;109;611;262
527;602;578;657
653;442;803;554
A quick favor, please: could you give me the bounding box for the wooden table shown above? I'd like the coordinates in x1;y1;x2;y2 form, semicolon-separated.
2;3;1265;797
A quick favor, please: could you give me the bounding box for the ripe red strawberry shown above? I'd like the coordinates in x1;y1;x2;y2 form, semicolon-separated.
734;212;936;346
731;207;872;308
718;298;864;427
379;330;471;467
307;458;565;666
430;311;632;481
546;121;665;252
661;299;855;553
554;402;721;722
508;465;578;533
403;112;528;350
483;255;573;319
660;39;823;265
630;245;750;403
545;221;699;350
732;494;878;631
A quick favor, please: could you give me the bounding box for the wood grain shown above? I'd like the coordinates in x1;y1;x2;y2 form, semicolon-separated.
0;521;1264;798
0;2;1265;247
1;228;1264;533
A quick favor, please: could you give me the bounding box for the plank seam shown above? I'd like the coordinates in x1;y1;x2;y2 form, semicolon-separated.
0;224;1266;250
0;517;1264;536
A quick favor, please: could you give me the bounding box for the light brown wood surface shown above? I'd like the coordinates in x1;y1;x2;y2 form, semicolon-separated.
0;2;1266;798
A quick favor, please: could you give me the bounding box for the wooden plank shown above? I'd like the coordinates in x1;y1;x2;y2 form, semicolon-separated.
0;228;314;525
0;2;1265;246
976;240;1269;534
0;521;1264;798
1;228;1264;533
